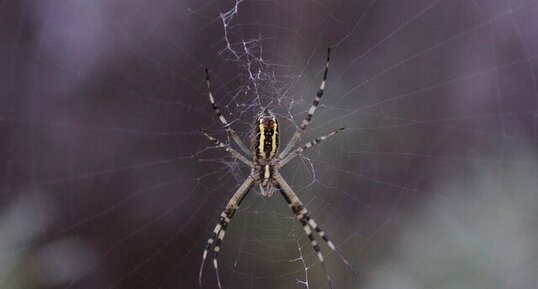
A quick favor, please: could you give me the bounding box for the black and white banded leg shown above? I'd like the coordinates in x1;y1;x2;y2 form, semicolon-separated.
199;176;254;288
301;211;357;276
275;173;357;287
201;130;253;166
279;47;331;158
296;206;335;289
279;127;345;168
205;68;251;155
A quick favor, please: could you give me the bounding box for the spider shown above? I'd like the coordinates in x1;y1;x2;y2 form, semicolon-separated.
198;48;357;289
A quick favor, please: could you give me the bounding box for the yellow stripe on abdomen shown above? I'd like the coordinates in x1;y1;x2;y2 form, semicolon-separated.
258;122;265;155
270;122;278;157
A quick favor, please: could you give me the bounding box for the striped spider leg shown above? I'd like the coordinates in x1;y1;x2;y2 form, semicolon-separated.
198;175;254;288
201;130;253;166
278;127;346;168
205;68;251;155
279;47;331;159
198;48;356;289
275;173;358;289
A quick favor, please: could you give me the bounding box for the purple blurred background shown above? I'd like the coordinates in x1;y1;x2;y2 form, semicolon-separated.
1;0;538;288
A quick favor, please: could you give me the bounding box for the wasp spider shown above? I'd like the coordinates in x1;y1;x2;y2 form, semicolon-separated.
198;48;357;289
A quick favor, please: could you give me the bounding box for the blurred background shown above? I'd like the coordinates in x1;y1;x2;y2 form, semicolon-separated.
1;0;538;288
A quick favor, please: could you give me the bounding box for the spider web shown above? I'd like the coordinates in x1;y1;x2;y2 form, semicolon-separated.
1;0;538;289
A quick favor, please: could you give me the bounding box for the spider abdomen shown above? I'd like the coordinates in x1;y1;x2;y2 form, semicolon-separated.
252;111;279;197
253;112;279;161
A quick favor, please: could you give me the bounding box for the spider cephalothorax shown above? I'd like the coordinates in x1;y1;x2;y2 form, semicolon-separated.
199;48;357;289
